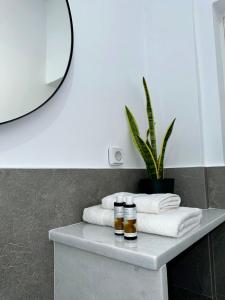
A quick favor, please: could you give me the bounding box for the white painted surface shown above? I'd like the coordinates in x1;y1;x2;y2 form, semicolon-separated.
143;0;203;168
193;0;225;166
0;0;147;168
0;0;224;168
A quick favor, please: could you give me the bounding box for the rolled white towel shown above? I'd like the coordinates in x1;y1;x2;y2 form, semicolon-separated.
83;205;202;238
102;192;181;214
83;205;114;227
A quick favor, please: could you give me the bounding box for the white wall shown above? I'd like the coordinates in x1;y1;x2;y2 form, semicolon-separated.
193;0;225;166
143;0;203;168
141;0;225;167
0;0;147;168
0;0;223;168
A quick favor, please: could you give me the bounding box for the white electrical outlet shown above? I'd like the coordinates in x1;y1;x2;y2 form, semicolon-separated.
108;147;124;166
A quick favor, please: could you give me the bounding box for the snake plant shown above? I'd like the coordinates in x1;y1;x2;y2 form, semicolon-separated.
125;77;175;179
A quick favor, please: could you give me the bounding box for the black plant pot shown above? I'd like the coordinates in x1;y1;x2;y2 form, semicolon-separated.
139;178;175;194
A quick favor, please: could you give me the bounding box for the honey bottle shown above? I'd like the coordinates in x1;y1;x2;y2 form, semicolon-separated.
124;196;137;240
114;195;124;236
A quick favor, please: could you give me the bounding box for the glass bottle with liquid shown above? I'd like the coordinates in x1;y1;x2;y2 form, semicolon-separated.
124;196;137;240
114;195;124;236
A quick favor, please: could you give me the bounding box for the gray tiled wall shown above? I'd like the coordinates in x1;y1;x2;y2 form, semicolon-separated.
0;169;146;300
168;166;225;300
1;167;225;300
165;167;208;208
207;167;225;209
207;167;225;300
166;167;214;300
168;236;214;299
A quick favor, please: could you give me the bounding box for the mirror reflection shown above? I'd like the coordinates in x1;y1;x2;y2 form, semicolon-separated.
0;0;73;123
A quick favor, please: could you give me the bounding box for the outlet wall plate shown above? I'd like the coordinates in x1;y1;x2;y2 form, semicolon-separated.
108;147;124;166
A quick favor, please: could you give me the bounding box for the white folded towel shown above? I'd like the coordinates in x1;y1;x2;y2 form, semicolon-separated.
102;192;181;214
83;205;202;238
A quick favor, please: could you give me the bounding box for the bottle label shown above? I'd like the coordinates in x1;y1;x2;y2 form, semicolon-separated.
114;206;124;218
124;232;137;238
115;229;124;235
124;206;137;237
124;207;137;220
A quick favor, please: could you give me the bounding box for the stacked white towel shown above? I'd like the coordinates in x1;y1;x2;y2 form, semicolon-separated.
83;205;202;238
102;192;181;214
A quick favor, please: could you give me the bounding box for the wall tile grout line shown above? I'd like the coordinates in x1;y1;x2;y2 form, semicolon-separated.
0;167;224;299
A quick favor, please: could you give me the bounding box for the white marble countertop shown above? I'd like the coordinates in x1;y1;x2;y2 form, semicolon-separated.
49;208;225;271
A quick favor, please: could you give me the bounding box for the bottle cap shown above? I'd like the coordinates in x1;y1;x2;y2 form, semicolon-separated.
125;195;134;205
116;195;124;203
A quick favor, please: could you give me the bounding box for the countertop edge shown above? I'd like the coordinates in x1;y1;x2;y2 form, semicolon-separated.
49;208;225;271
156;209;225;268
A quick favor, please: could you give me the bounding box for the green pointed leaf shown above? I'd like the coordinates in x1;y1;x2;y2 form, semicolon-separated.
125;106;159;179
146;129;150;147
125;106;140;149
146;129;156;160
136;136;159;179
146;129;150;143
158;119;176;179
143;77;157;160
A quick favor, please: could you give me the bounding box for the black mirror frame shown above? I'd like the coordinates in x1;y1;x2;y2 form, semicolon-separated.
1;0;74;125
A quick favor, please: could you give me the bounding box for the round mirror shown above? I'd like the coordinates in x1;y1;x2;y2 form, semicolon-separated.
0;0;73;124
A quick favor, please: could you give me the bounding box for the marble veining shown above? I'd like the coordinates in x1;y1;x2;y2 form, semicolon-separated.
54;243;168;300
49;208;225;271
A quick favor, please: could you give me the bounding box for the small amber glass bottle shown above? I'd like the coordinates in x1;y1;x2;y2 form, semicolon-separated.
114;195;124;236
124;196;137;240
